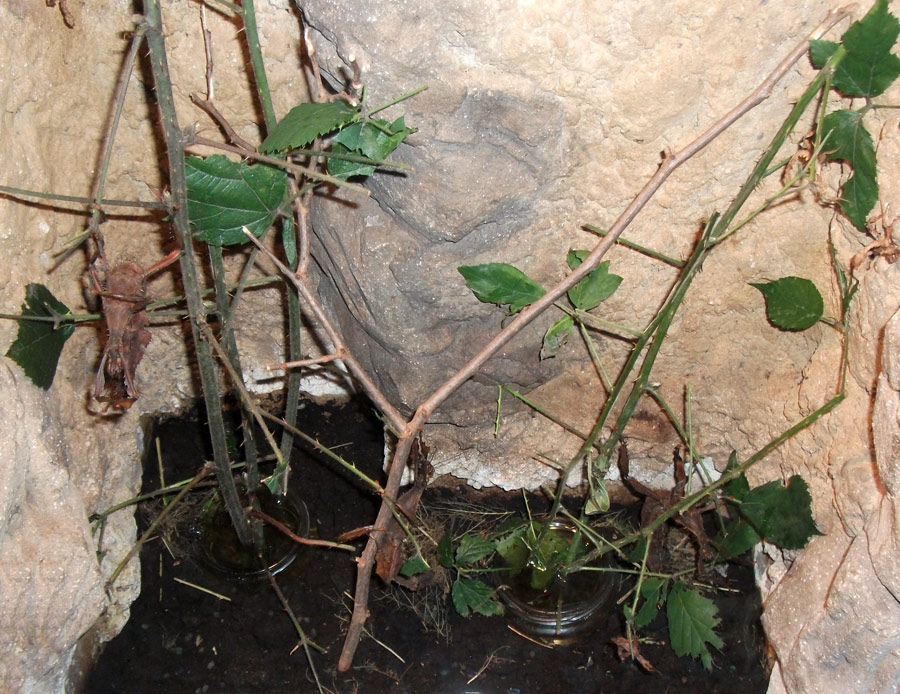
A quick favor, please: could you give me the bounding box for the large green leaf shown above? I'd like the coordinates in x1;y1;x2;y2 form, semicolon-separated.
5;284;75;390
566;251;622;311
738;475;821;550
451;577;503;617
185;155;287;245
750;276;824;331
458;263;546;314
259;100;359;154
821;109;878;231
810;0;900;98
667;583;723;671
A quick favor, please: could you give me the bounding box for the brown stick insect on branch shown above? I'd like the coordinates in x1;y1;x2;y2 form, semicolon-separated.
90;248;180;413
248;5;853;671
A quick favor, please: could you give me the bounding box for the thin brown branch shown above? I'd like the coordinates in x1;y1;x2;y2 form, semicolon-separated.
247;509;355;551
191;96;257;151
243;228;407;434
268;349;346;371
335;5;854;670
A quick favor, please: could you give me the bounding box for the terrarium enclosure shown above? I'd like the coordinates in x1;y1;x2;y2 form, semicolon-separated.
1;1;899;692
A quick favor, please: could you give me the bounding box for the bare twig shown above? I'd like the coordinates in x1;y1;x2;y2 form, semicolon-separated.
268;350;346;371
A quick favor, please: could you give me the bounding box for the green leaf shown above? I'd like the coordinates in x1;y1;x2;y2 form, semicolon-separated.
458;263;546;314
185;155;288;245
815;0;900;98
259;100;359;153
540;315;574;360
722;451;749;499
717;518;762;558
821;109;878;230
566;252;622;311
437;532;454;569
750;276;824;331
451;577;504;617
494;525;530;569
809;39;840;70
667;583;723;670
5;284;75;390
633;577;668;629
455;534;495;566
738;475;821;550
584;480;610;515
399;554;429;578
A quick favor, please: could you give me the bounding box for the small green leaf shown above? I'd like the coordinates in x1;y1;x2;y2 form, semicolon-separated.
566;252;622;311
437;532;454;569
809;39;840;69
667;583;723;671
821;109;878;231
815;0;900;98
494;525;530;570
185;155;287;245
451;577;503;617
739;475;821;550
458;263;546;314
540;315;574;360
259;100;359;153
633;577;668;629
750;276;824;331
717;518;762;558
400;554;429;578
5;284;75;390
584;480;610;515
455;534;495;566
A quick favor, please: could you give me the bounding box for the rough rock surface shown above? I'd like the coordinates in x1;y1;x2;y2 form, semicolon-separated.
1;1;899;692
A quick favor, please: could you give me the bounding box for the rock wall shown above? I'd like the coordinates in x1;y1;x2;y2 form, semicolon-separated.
0;1;898;692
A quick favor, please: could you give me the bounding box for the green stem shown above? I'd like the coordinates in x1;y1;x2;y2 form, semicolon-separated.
241;0;276;132
583;224;685;268
143;0;252;547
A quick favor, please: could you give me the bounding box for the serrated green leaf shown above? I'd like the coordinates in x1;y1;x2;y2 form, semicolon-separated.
739;475;821;550
667;583;723;670
259;100;359;153
451;577;503;617
821;109;878;231
541;315;574;360
185;155;287;245
750;276;824;331
566;252;622;311
399;554;429;578
455;534;495;566
5;284;75;390
723;451;749;499
458;263;546;314
633;577;668;629
826;0;900;98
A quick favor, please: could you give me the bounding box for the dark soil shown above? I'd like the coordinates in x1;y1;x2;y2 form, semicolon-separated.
86;397;770;694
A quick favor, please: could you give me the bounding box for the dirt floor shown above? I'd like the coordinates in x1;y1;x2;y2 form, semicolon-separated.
86;398;770;694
